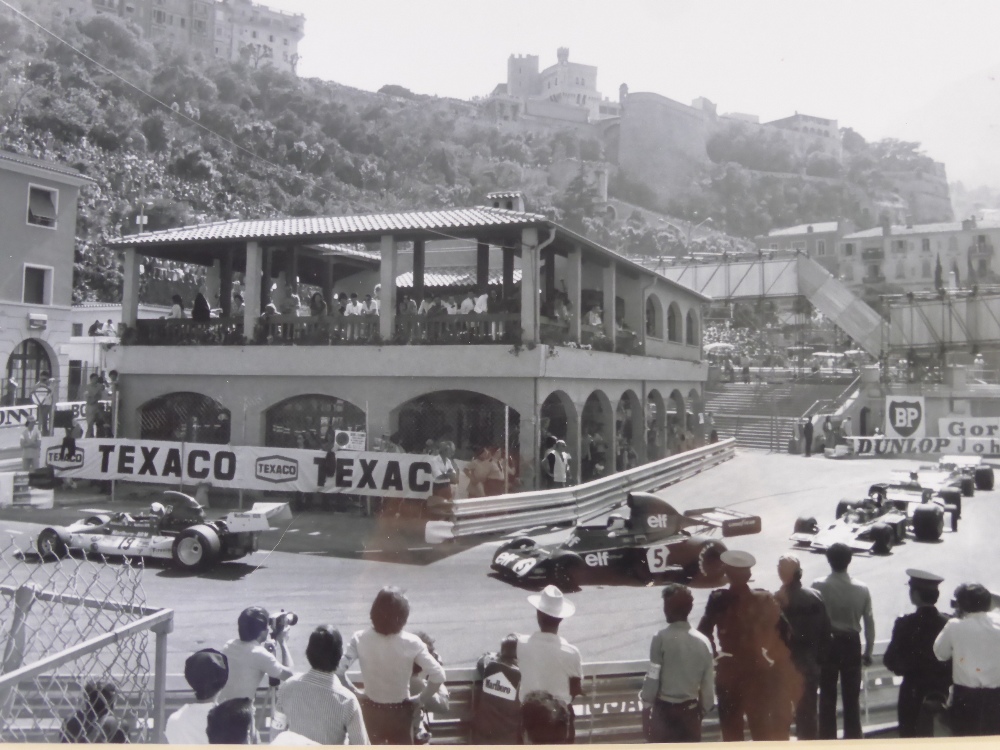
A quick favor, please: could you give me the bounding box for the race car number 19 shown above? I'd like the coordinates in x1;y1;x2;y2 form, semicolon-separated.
646;545;671;573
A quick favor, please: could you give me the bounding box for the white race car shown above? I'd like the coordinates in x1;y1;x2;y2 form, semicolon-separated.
937;455;995;492
35;492;291;571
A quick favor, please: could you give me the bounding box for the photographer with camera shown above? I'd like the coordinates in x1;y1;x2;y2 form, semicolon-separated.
217;606;295;716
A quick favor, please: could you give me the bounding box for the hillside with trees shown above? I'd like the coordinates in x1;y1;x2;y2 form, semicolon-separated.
0;7;948;303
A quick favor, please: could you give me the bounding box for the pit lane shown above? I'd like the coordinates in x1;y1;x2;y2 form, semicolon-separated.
1;451;995;674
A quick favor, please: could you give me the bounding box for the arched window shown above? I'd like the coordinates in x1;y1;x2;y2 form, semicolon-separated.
686;310;698;345
265;394;365;449
5;339;52;405
645;295;663;338
667;303;681;342
140;392;231;443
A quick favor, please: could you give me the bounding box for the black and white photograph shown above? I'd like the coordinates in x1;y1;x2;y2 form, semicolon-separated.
0;0;999;745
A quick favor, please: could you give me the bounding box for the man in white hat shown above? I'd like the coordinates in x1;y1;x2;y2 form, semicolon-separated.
517;585;583;741
698;550;801;741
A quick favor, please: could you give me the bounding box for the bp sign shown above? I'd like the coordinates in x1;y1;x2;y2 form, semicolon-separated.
886;396;925;439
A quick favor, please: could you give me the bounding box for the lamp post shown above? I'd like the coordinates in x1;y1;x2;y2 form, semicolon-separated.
686;215;713;249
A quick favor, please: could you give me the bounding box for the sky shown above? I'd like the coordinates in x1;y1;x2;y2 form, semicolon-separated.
261;0;1000;188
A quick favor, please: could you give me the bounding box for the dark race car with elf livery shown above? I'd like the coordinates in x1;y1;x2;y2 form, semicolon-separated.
490;491;761;590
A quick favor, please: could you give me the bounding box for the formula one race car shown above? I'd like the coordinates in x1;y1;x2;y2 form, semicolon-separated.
790;481;959;555
878;467;967;517
937;455;995;492
35;491;291;571
490;491;762;590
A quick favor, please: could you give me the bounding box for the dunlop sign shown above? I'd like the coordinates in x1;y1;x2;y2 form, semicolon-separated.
849;436;1000;457
40;438;436;498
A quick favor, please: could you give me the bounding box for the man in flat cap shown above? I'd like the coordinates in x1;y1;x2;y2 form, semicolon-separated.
883;569;952;737
698;550;802;741
166;648;230;744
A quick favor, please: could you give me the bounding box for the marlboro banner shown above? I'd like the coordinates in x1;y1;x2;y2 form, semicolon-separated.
40;438;442;498
849;436;1000;457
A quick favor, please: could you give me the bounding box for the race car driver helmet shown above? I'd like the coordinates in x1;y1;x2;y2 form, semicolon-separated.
149;502;166;517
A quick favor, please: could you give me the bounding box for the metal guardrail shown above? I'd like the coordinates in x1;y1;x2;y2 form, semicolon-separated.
439;440;736;539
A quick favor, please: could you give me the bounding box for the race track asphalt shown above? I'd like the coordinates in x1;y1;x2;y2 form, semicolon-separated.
1;450;994;675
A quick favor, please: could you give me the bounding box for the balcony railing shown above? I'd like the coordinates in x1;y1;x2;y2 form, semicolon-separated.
132;318;245;346
970;243;995;257
393;313;519;345
861;248;884;261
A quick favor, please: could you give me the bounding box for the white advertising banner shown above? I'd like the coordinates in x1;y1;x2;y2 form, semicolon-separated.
937;417;1000;439
885;396;926;439
0;401;89;430
849;436;1000;457
40;438;439;498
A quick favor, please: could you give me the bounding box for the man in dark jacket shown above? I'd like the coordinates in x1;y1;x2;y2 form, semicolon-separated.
776;554;831;740
883;569;952;737
472;635;521;744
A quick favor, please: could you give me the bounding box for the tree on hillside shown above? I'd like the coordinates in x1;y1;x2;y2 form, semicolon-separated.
557;165;601;232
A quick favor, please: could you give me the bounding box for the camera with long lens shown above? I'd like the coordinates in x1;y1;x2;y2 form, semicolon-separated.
269;609;298;639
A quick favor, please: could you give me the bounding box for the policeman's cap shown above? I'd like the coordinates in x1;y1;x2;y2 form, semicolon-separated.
906;568;944;591
720;550;756;569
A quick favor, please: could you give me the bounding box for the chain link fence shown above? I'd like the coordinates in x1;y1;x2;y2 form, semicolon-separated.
0;534;172;743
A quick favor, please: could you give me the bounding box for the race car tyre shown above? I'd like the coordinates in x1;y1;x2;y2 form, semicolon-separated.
938;490;961;519
630;557;650;583
975;467;995;491
172;526;222;571
551;556;583;592
871;523;894;555
37;528;68;559
960;477;975;497
912;505;944;542
835;501;855;519
697;540;727;581
793;516;818;535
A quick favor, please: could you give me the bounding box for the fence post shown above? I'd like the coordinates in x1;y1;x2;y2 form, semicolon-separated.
151;616;174;743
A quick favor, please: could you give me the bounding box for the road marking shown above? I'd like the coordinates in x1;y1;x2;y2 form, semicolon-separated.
308;531;321;536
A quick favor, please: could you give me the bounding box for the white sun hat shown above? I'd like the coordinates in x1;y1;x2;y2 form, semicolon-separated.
527;584;576;619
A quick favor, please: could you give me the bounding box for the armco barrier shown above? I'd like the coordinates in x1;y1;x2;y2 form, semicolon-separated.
442;439;736;540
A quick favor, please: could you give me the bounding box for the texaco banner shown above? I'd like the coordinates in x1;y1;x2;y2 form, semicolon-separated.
40;438;441;498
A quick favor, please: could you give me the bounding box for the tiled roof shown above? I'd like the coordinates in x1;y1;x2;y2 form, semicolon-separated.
396;267;523;288
314;244;380;262
0;149;94;182
486;191;524;200
108;206;546;247
768;221;839;237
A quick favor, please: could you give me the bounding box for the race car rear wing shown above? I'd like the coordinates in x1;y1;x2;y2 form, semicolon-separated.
683;507;762;537
223;502;292;533
939;455;982;469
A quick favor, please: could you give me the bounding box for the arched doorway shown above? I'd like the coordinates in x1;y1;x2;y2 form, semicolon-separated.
139;392;231;443
645;295;663;339
394;391;520;460
540;390;579;483
667;303;682;342
616;390;644;469
647;389;666;461
667;389;686;454
4;339;53;405
581;390;614;481
265;395;366;449
859;406;870;436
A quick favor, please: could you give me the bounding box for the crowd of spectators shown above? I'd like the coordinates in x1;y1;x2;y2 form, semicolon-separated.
59;542;999;744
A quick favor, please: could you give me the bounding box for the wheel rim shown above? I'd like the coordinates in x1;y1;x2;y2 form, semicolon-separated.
176;537;204;566
39;533;55;556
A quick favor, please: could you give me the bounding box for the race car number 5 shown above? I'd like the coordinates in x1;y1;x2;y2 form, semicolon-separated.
646;546;670;573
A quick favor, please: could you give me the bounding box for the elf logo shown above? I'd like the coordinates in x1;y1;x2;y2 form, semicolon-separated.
585;551;609;567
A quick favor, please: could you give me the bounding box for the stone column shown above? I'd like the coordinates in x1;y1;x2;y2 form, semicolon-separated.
260;247;272;310
243;241;263;337
520;228;539;345
543;251;556;310
204;258;221;309
121;248;141;328
502;246;515;306
379;234;397;341
602;263;616;348
220;250;233;318
566;246;582;342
